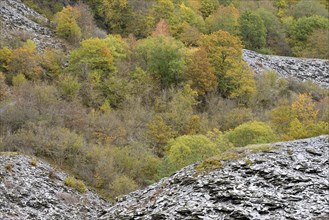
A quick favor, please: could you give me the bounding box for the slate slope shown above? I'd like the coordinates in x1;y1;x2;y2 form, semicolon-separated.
100;136;329;220
243;49;329;88
0;154;109;220
0;0;62;49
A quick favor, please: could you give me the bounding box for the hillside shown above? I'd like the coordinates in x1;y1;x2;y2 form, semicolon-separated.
0;153;109;219
100;136;329;220
1;0;329;209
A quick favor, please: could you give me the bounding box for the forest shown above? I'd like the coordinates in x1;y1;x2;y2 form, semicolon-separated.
0;0;328;200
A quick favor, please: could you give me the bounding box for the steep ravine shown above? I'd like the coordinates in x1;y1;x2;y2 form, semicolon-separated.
100;136;329;220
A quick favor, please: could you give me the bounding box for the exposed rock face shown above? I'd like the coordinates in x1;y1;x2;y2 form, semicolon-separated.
100;136;329;220
0;154;109;219
0;0;62;49
243;49;329;88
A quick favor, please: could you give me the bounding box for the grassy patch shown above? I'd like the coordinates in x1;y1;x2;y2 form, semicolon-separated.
64;176;87;193
0;152;19;155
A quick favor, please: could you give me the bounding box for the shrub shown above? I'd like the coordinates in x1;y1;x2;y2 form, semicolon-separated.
225;121;276;147
108;175;138;198
64;176;87;193
55;6;81;44
160;134;219;175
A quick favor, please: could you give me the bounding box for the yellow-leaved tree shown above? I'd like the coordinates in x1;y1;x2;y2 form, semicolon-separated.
55;6;81;44
199;30;256;103
272;94;329;140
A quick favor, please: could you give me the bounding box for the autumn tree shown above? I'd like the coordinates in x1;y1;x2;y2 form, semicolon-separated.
7;40;42;81
67;36;128;108
136;36;187;87
94;0;133;34
225;121;276;147
271;94;329;140
299;29;329;59
0;72;8;101
55;6;81;44
185;47;217;95
160;134;219;176
205;5;240;35
239;11;267;50
40;48;65;80
147;85;200;155
75;2;106;39
171;3;206;35
68;37;116;79
176;23;202;46
199;30;256;100
0;47;12;73
288;15;329;56
200;0;219;18
290;0;329;18
255;8;288;55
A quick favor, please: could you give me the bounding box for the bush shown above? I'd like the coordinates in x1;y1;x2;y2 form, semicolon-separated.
225;121;276;147
64;176;87;193
108;175;138;198
160;134;219;176
2;123;84;166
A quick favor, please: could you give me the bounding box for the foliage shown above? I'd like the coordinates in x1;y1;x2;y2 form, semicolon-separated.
288;15;329;56
299;29;329;59
1;0;329;202
55;6;81;43
2;122;84;166
225;121;276;147
0;47;12;72
185;47;217;95
40;48;65;79
94;0;133;34
7;40;42;81
255;8;288;55
136;36;187;87
239;11;267;50
108;175;138;198
199;30;251;98
174;3;206;32
0;73;9;101
68;37;116;78
200;0;219;18
290;0;329;18
205;5;240;35
160;134;219;176
271;94;329;140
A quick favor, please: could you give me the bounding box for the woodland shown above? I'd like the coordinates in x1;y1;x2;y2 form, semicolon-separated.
0;0;328;200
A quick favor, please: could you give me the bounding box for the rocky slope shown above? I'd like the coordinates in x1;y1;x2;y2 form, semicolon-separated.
0;153;109;219
243;49;329;88
0;0;62;49
100;135;329;220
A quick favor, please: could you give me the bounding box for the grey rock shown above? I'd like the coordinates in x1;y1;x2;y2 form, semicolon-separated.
0;154;110;219
100;136;329;220
243;49;329;88
0;0;63;49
